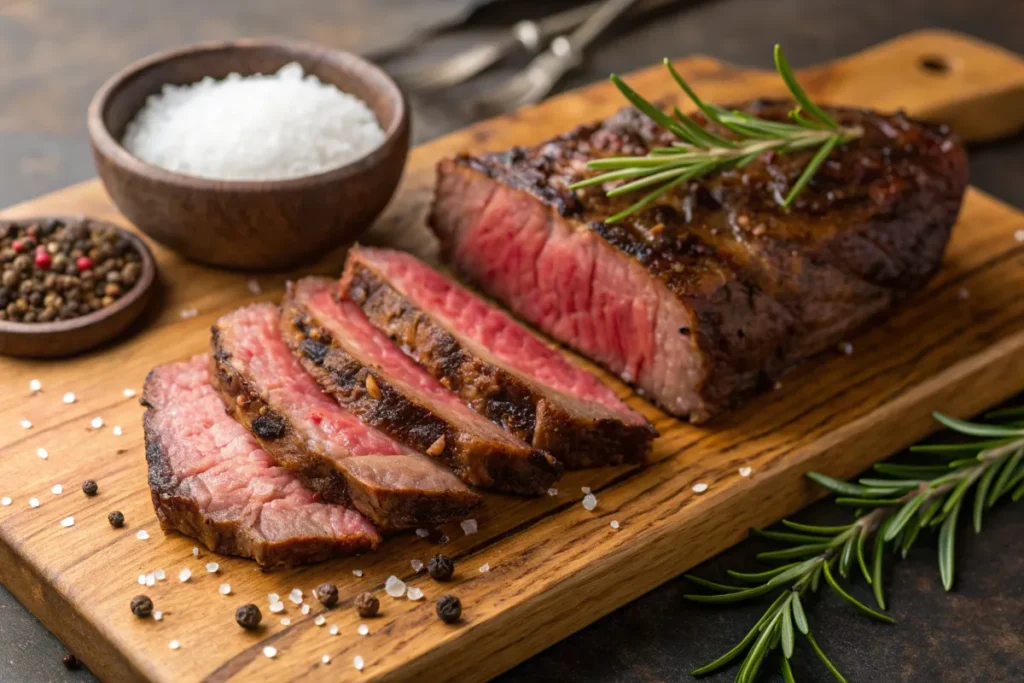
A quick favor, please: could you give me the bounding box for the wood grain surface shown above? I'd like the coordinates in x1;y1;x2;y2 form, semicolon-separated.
0;31;1023;683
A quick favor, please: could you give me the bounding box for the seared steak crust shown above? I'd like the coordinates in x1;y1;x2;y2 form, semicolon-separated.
143;357;380;568
209;305;480;530
282;278;562;495
429;102;969;420
341;246;656;469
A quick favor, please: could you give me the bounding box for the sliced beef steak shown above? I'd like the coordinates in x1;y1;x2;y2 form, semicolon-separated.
340;246;657;468
429;103;968;421
210;304;480;530
282;277;562;495
143;356;379;568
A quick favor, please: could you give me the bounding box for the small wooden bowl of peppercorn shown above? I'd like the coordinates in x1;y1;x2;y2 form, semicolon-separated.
0;216;156;358
87;39;410;270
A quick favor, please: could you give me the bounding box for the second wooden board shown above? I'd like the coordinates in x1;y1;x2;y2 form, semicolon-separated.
0;30;1023;682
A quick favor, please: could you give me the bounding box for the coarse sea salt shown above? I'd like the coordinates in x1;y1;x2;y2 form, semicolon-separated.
263;646;277;659
179;308;198;319
385;575;406;597
268;592;280;603
63;392;76;404
29;379;42;393
19;419;32;429
192;546;200;557
155;568;166;581
90;417;104;429
460;519;478;535
329;624;340;636
179;568;191;582
113;425;123;436
353;655;365;671
122;63;386;182
415;528;430;538
1;497;11;506
547;488;558;496
358;624;369;636
581;486;591;494
280;617;292;626
138;574;146;585
146;574;156;586
692;482;709;493
61;516;75;528
29;498;40;508
169;640;180;650
582;493;598;511
479;563;490;573
321;654;331;664
352;569;363;577
123;388;136;398
137;529;150;540
51;484;62;494
269;601;285;613
610;520;620;529
205;562;219;573
289;588;303;604
314;615;326;626
406;586;424;601
738;467;753;478
411;559;424;572
219;583;231;595
36;448;48;459
153;611;163;621
301;603;311;615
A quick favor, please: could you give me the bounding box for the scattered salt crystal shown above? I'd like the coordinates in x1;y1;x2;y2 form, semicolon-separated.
610;520;620;529
280;617;291;626
1;497;11;506
138;574;146;585
219;583;231;595
301;603;310;615
90;417;104;429
155;568;166;581
247;280;262;295
321;654;331;664
113;426;123;436
137;529;150;540
314;615;326;626
61;516;75;528
51;484;62;495
411;559;424;572
352;569;363;577
269;601;285;613
205;562;219;573
179;308;198;319
415;528;430;538
268;593;280;604
547;488;558;496
958;288;970;300
263;646;277;659
29;379;41;393
353;655;365;671
19;419;32;429
581;486;591;494
29;498;40;508
329;624;340;636
122;63;387;182
153;611;163;621
146;573;156;586
169;640;180;650
63;392;76;404
36;448;48;459
289;588;303;604
692;482;709;493
178;568;191;582
192;546;199;557
406;586;424;601
479;563;490;573
839;341;854;356
460;519;478;535
582;493;598;511
1015;229;1024;243
358;624;369;636
773;381;783;391
738;467;753;478
123;389;136;398
385;575;406;597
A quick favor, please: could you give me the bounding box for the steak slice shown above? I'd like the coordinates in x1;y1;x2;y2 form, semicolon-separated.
282;277;562;495
210;304;480;530
142;356;380;568
340;246;657;469
429;102;969;421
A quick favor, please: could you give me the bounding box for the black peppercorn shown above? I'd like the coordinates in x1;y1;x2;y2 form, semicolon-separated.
427;554;455;582
435;595;462;624
108;510;125;528
61;653;80;670
130;595;153;618
315;582;339;608
354;592;379;618
81;480;98;496
235;603;262;630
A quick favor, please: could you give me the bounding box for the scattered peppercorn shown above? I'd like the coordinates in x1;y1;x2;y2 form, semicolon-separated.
61;653;81;670
130;595;153;618
0;218;143;324
108;510;125;528
354;592;379;618
435;595;462;624
81;480;99;496
427;554;455;582
235;603;262;630
314;582;339;608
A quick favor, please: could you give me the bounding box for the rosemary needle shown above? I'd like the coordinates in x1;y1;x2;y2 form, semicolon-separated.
570;45;863;223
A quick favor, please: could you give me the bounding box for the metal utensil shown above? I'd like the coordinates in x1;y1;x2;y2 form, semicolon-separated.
396;3;600;92
469;0;641;115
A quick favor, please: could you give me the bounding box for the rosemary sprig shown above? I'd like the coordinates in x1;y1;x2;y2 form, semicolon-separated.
685;410;1024;682
569;45;864;223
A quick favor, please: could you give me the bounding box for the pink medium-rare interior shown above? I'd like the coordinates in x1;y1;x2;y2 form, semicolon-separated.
218;304;410;459
147;356;380;544
433;168;704;416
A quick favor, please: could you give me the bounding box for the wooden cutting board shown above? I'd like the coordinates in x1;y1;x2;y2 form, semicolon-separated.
1;30;1023;683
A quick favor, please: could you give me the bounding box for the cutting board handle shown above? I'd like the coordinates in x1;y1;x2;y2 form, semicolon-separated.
801;30;1024;143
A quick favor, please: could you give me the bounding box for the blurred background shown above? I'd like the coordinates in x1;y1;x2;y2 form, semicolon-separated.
1;0;1022;681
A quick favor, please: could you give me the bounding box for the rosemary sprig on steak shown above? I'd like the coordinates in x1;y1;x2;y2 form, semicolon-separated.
570;45;864;223
684;410;1024;682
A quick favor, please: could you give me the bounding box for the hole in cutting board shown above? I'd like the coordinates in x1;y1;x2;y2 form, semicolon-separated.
918;55;953;75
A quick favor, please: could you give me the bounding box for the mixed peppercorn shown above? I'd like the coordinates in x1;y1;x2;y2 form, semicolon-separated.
0;218;143;323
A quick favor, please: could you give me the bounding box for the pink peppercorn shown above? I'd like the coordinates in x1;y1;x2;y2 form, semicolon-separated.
11;239;24;253
76;256;94;271
34;251;52;270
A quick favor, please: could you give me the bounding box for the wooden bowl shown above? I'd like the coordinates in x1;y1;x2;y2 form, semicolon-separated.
87;39;410;270
0;217;157;358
